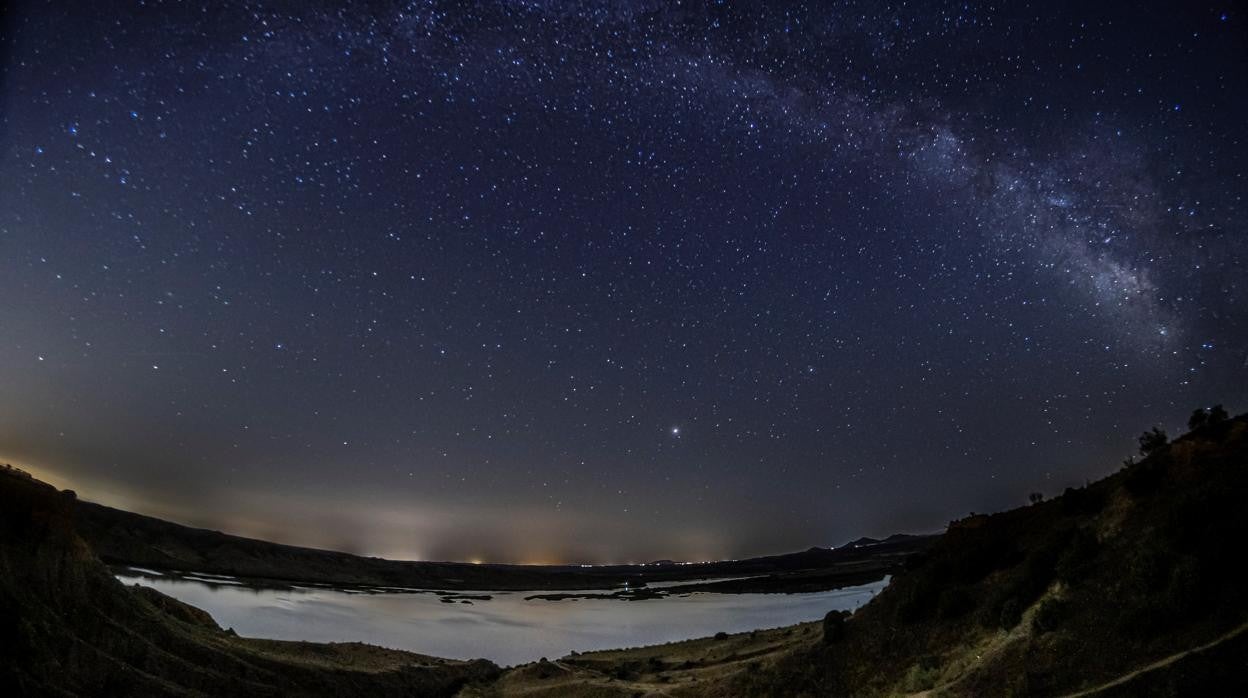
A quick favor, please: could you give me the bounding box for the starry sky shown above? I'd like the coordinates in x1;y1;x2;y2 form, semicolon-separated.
1;1;1246;564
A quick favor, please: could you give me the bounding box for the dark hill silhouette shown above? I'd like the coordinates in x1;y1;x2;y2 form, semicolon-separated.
71;498;932;592
461;413;1248;696
0;468;499;696
728;413;1248;696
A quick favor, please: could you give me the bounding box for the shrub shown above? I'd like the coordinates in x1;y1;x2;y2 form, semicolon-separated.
822;610;849;645
1188;409;1208;430
610;662;640;680
1139;427;1168;456
1031;598;1067;634
1208;404;1229;424
902;662;940;691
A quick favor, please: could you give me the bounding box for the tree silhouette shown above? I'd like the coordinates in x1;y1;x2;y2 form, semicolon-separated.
1188;404;1229;433
1138;427;1168;456
1188;408;1209;431
1208;404;1229;424
1028;492;1045;505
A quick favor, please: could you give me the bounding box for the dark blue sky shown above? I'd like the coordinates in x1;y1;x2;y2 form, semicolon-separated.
1;1;1245;563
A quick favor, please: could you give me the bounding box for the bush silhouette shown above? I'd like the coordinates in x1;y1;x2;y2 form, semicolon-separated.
1188;409;1209;431
822;610;849;644
1138;427;1168;456
1190;405;1229;432
1032;598;1067;634
1209;404;1229;424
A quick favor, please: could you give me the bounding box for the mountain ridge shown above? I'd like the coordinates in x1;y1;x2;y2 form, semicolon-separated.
72;496;932;592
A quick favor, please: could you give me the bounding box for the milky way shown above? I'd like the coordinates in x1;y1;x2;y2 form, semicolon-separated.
1;1;1245;563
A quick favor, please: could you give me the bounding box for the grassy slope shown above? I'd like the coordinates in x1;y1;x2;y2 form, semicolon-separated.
0;470;500;697
730;415;1248;696
482;416;1248;697
459;622;828;698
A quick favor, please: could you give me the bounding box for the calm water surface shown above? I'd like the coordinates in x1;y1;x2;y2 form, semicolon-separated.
116;569;888;666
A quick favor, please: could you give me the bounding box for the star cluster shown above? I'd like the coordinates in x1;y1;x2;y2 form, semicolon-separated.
0;1;1245;563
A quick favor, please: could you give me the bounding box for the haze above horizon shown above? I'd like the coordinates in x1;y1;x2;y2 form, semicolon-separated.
1;1;1245;563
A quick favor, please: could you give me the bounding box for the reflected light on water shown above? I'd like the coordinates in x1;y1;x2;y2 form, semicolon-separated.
117;569;888;666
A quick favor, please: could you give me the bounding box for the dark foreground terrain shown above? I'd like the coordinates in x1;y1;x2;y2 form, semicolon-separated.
0;467;500;696
467;413;1248;696
3;413;1246;696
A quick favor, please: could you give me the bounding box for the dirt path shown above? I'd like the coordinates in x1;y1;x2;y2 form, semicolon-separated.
1060;620;1248;698
908;585;1060;698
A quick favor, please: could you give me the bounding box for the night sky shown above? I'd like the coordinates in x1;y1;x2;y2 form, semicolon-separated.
1;1;1245;564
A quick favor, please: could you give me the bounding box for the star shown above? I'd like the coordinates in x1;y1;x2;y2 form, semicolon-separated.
0;0;1242;565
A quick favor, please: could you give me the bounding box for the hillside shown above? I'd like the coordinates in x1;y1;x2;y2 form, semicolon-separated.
470;413;1248;696
0;467;500;696
727;412;1248;696
72;499;931;592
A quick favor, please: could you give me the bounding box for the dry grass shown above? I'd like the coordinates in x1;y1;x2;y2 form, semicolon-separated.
461;622;824;697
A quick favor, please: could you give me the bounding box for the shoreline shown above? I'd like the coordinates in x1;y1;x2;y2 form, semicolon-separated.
112;563;892;599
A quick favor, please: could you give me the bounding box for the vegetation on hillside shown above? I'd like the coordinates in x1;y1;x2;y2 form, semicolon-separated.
453;411;1248;697
731;413;1248;696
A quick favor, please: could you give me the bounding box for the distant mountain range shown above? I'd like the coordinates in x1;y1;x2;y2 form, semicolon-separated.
838;533;926;549
71;495;933;592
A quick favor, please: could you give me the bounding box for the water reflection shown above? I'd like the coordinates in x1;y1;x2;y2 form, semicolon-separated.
116;568;887;666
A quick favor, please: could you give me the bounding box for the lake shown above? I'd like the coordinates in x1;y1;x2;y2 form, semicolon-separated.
115;568;889;666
